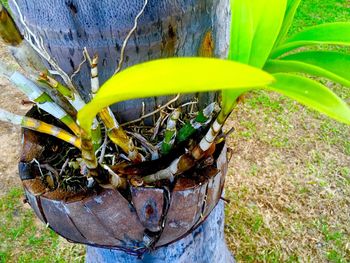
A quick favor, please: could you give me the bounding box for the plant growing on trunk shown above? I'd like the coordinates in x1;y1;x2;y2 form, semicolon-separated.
78;0;350;184
0;0;349;191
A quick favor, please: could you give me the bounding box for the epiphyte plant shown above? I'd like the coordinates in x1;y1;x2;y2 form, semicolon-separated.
77;0;350;185
0;0;349;191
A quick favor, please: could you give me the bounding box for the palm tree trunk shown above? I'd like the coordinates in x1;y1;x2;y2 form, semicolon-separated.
9;0;234;260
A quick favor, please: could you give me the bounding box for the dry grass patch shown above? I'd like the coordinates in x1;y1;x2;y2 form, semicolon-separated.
224;90;350;262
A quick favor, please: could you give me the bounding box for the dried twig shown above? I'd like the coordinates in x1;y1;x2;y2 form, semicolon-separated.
40;164;59;178
161;110;171;126
71;50;88;81
59;158;70;176
216;127;235;143
179;100;198;109
128;132;159;160
121;94;180;126
31;159;44;178
98;131;109;164
152;115;163;140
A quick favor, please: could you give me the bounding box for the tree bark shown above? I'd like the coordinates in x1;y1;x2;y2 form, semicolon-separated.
86;201;235;263
9;0;231;123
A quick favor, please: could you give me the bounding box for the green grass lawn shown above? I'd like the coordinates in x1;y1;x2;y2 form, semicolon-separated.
0;0;349;262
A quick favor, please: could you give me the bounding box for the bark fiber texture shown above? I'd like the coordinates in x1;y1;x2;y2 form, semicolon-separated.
86;201;235;263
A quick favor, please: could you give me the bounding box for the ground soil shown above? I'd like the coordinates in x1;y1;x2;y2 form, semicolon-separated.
0;41;31;197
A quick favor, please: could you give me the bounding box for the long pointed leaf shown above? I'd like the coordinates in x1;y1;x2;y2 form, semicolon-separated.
271;22;350;58
227;0;286;109
249;0;287;68
280;51;350;86
267;73;350;124
274;0;302;46
228;0;254;64
264;58;350;87
226;0;256;111
78;58;275;134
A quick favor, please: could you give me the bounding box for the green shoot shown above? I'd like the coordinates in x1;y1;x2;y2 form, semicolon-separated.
0;109;81;148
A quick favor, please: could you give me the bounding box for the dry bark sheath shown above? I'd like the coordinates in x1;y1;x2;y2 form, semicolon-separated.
87;53;143;163
0;63;81;135
143;110;229;183
37;72;86;112
161;108;181;154
39;73;74;99
37;72;83;119
0;109;81;148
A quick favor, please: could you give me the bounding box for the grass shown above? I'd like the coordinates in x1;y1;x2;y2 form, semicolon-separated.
0;0;8;9
0;188;84;263
224;1;350;261
0;0;349;262
224;90;350;261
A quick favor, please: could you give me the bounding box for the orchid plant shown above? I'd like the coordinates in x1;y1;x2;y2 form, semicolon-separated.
0;0;349;190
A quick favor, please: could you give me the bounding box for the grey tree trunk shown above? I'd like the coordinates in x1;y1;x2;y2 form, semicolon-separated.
9;0;234;261
9;0;231;124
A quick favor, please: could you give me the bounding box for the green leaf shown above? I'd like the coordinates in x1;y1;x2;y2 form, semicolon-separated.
267;73;350;124
221;89;249;114
274;0;302;46
271;22;350;58
265;59;350;87
227;0;256;110
248;0;287;68
228;0;254;64
266;51;350;87
227;0;286;110
78;58;275;134
265;58;350;87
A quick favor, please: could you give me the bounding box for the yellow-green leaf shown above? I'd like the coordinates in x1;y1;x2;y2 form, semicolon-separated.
267;73;350;125
78;58;275;134
274;0;302;47
227;0;286;110
265;57;350;87
280;51;350;87
228;0;254;64
271;22;350;58
248;0;287;68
